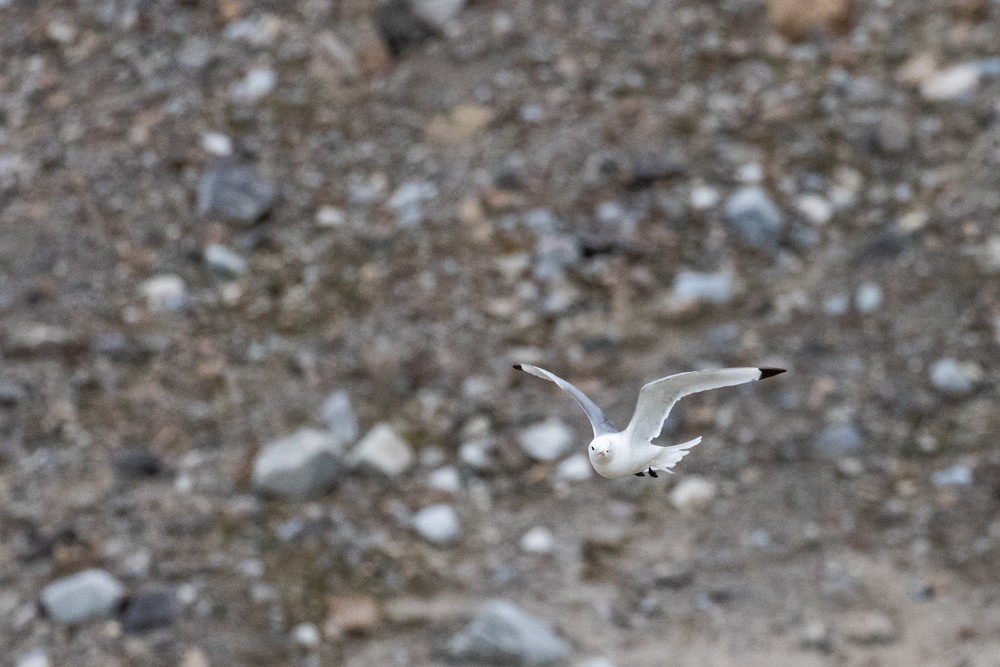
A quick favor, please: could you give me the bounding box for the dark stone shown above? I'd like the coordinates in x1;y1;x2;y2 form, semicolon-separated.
121;589;180;633
196;160;276;223
377;0;436;57
114;447;164;478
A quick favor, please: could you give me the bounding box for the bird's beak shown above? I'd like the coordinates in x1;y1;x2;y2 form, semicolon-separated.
598;449;608;458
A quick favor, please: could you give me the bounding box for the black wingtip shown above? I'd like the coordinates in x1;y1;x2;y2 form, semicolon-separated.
512;363;523;371
759;368;786;379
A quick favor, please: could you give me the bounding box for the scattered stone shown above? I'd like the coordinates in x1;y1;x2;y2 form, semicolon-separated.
725;187;783;251
921;63;981;101
349;423;414;477
293;622;321;648
325;594;381;638
459;437;494;470
448;600;571;665
669;476;717;512
929;358;983;395
0;381;26;406
799;618;832;652
377;0;436;56
876;111;912;154
823;294;850;316
121;589;180;633
412;503;461;545
204;244;248;278
554;453;592;482
114;446;164;478
230;67;277;103
178;648;210;667
5;323;81;356
767;0;853;39
197;160;276;223
815;423;863;457
796;194;833;225
842;610;899;645
669;271;733;310
932;465;973;487
319;390;359;445
651;562;695;589
39;569;125;625
251;428;342;499
690;185;720;210
315;206;346;227
520;526;555;554
201;132;233;156
426;104;494;143
388;180;438;228
15;651;50;667
854;283;882;313
427;466;462;494
411;0;465;30
835;457;864;478
141;275;188;312
518;419;575;462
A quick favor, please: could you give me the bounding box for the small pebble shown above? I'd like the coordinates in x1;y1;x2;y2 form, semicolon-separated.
690;185;720;210
427;466;462;494
518;418;575;462
929;358;982;395
349;423;414;477
854;283;882;313
815;423;863;457
15;652;50;667
204;244;248;278
315;206;346;227
294;622;321;648
121;589;180;633
520;526;555;554
554;453;592;482
39;569;125;625
412;504;461;545
796;194;833;225
319;390;359;445
141;275;188;312
448;600;571;665
201;132;233;156
842;610;899;645
932;465;972;487
252;428;342;499
669;476;717;511
231;67;277;103
197;160;276;223
921;63;980;101
725;187;783;251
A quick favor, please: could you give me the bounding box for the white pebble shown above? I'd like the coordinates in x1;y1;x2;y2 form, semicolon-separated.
427;466;462;494
520;526;555;554
412;504;461;545
201;132;233;156
855;283;882;313
669;476;717;512
518;418;575;462
141;274;188;312
690;185;720;210
293;622;321;648
796;194;833;225
231;67;277;103
554;453;593;482
315;206;346;227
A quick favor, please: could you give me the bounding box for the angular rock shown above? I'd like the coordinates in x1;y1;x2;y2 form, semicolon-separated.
121;589;180;633
141;275;188;312
252;428;341;499
929;358;982;395
876;111;912;154
725;187;783;251
815;423;863;457
518;418;575;462
669;476;717;511
427;465;462;494
412;503;461;545
377;0;436;56
230;67;277;103
197;160;276;223
40;569;125;625
411;0;465;30
319;390;359;444
768;0;853;39
931;465;972;487
449;600;571;665
203;244;247;278
349;423;414;476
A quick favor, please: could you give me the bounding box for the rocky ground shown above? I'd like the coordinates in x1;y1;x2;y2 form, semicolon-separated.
2;0;1000;665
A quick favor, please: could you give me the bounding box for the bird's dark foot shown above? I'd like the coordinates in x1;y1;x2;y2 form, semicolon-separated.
634;472;646;477
648;469;659;478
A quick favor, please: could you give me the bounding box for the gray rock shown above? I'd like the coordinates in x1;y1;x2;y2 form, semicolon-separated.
725;187;783;250
388;180;438;228
320;390;359;444
929;358;982;395
197;160;276;223
349;423;414;476
876;111;912;154
15;651;50;667
669;476;717;511
449;600;571;665
554;453;592;482
252;428;342;499
921;63;980;101
377;0;436;56
203;244;247;278
518;419;575;462
854;283;882;313
815;424;863;457
0;381;26;406
412;504;461;544
534;235;581;281
799;619;832;652
40;569;125;625
520;526;555;554
931;465;972;487
141;275;188;312
230;67;276;103
411;0;465;30
427;465;462;493
5;323;81;356
122;589;180;633
671;270;733;306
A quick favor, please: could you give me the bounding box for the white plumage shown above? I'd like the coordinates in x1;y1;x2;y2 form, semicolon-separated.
514;364;785;479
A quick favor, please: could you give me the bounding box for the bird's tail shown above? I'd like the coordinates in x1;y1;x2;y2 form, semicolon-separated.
650;437;702;473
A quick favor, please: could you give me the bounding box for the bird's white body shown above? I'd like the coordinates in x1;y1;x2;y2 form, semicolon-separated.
514;364;785;480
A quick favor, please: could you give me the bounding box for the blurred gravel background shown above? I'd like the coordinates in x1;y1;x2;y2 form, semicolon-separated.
2;0;1000;665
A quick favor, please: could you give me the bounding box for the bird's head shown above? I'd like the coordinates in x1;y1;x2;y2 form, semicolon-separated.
588;434;617;462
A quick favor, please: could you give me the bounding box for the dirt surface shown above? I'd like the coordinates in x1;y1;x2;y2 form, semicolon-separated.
3;1;1000;665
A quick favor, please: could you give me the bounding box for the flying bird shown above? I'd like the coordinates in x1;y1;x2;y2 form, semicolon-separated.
513;364;786;479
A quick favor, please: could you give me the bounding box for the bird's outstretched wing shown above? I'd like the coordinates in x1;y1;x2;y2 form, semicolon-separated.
513;364;616;437
625;367;785;445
